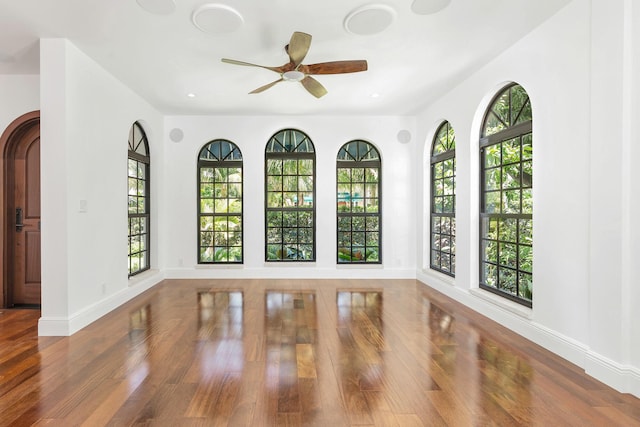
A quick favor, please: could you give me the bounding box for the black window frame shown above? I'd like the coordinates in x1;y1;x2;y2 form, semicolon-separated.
479;83;533;307
197;139;244;264
336;140;382;264
128;121;150;277
265;129;316;262
430;121;456;276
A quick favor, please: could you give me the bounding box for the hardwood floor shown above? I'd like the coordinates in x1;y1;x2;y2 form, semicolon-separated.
1;279;639;426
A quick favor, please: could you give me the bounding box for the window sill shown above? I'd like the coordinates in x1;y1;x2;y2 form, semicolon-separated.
337;263;383;269
469;288;533;320
263;262;317;267
128;268;161;287
422;268;455;286
195;264;243;269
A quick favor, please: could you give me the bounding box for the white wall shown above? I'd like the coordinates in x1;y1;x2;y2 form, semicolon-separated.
588;0;640;396
627;0;640;398
0;74;39;132
416;0;640;397
162;115;417;279
39;39;164;335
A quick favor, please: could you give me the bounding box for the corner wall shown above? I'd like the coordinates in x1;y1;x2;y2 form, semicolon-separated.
415;0;640;397
39;39;165;335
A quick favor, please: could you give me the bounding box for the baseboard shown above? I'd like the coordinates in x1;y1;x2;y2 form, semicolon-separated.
164;266;417;280
585;351;640;397
416;270;640;398
37;316;73;336
38;270;164;336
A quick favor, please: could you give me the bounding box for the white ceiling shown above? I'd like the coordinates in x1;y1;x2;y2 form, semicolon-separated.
0;0;570;115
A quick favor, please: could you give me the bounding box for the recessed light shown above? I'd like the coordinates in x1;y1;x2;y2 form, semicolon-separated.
411;0;451;15
344;5;396;36
371;92;380;98
187;93;196;98
192;4;244;35
136;0;176;15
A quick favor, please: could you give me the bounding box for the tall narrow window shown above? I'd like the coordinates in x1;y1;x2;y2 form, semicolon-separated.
128;122;150;276
198;140;243;263
430;121;456;276
337;140;381;263
265;129;315;261
480;83;533;306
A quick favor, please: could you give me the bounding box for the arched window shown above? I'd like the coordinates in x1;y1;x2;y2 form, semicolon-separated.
198;140;243;263
480;83;533;306
337;140;381;264
128;122;150;276
265;129;315;261
430;121;456;276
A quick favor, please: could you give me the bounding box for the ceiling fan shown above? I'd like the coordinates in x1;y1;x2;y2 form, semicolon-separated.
221;31;368;98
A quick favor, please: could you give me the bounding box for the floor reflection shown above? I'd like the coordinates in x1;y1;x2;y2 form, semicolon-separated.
265;291;318;422
127;304;152;393
478;336;533;424
336;290;385;424
196;290;244;374
420;289;535;425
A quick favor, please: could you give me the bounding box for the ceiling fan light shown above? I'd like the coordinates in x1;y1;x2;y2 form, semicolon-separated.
283;70;305;82
344;5;396;36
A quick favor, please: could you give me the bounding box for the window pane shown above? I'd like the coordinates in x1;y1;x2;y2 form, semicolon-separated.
484;145;501;168
128;159;137;177
485;169;500;190
503;190;521;213
502;138;520;164
201;168;214;183
502;164;520;188
267;159;282;175
485;191;500;213
365;168;379;183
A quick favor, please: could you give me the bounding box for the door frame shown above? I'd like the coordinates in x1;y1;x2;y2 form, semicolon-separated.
0;110;40;308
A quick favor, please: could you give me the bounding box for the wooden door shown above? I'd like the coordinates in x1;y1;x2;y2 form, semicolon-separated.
12;132;41;305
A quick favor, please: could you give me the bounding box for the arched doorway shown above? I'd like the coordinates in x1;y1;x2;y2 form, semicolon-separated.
0;111;41;307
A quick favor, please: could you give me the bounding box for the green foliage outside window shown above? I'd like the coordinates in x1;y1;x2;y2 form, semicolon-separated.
480;84;533;305
337;140;381;264
265;129;315;261
198;140;243;263
431;121;456;276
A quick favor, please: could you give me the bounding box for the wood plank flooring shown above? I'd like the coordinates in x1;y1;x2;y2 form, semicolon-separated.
1;279;639;426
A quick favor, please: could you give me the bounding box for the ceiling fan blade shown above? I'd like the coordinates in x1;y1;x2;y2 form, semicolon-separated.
221;58;283;73
249;78;283;94
303;60;368;75
300;76;328;98
287;32;312;66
